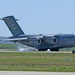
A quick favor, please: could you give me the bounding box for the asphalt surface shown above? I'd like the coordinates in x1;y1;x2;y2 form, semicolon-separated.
0;71;75;75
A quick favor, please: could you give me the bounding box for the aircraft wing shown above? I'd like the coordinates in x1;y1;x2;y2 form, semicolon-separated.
0;36;43;42
0;37;28;42
0;35;56;44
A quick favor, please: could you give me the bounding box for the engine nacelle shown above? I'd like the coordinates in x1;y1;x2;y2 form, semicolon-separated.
29;38;41;44
45;37;57;44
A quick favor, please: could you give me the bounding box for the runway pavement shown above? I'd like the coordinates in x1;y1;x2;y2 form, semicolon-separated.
0;71;75;75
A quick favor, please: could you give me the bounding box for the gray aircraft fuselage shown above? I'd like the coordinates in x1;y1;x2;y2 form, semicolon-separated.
1;16;75;51
10;34;75;51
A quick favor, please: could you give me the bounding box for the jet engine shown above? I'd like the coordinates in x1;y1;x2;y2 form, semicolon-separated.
28;38;41;44
44;37;57;44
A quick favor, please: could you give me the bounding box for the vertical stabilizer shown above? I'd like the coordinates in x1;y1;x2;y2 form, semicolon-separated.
2;16;24;36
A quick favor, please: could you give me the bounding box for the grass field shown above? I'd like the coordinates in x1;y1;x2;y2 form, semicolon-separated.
0;51;75;72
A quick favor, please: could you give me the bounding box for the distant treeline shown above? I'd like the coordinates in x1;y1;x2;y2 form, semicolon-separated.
0;44;16;49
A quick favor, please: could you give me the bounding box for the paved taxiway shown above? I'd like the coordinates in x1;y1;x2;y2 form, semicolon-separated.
0;71;75;75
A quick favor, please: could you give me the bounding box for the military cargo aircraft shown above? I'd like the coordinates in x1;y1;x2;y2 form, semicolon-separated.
0;16;75;51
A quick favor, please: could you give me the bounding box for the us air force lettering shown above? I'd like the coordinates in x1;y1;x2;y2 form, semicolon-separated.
0;16;75;51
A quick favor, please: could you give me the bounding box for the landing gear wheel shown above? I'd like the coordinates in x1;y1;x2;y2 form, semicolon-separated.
50;48;59;51
38;49;42;51
72;50;75;54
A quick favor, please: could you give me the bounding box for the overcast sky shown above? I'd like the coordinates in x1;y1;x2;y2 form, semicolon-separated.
0;0;75;36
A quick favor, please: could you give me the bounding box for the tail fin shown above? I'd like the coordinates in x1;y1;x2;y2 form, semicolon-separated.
2;16;24;36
